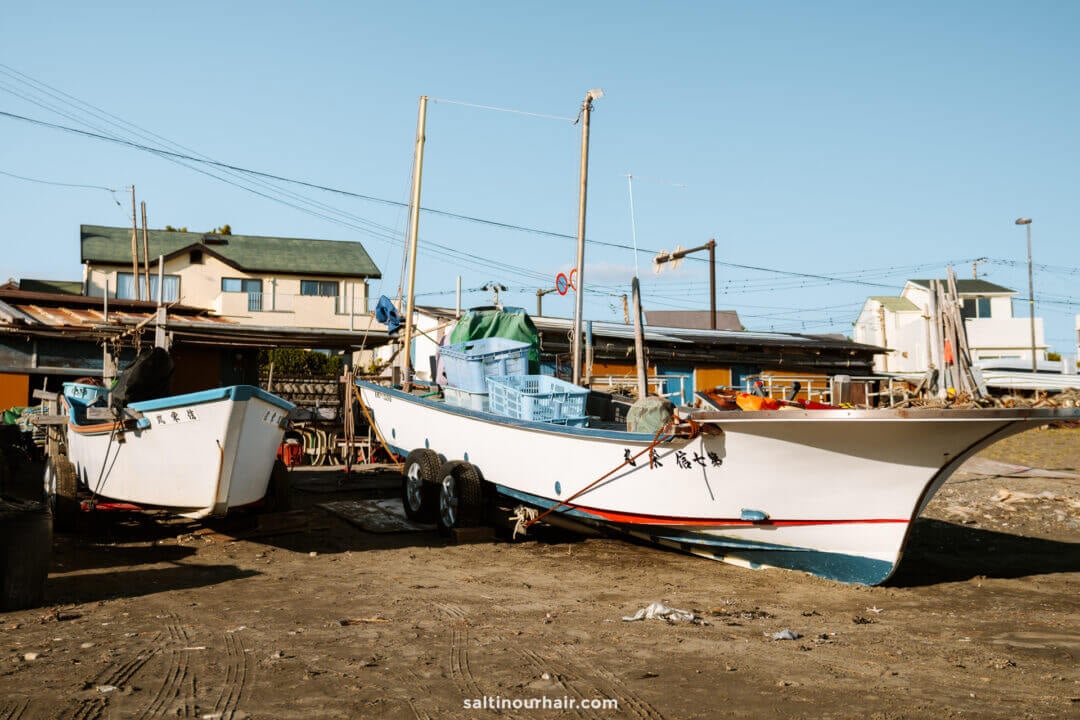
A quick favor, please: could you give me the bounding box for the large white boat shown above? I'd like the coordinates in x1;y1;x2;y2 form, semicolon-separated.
361;92;1080;585
53;382;293;521
357;380;1077;584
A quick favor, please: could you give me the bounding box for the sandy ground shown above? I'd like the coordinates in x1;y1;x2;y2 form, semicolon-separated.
1;426;1077;719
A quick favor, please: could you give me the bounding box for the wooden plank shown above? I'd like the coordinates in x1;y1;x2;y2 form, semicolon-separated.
28;415;69;426
31;390;58;401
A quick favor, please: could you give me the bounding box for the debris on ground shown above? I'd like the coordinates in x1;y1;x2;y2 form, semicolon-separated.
767;629;802;640
622;602;707;625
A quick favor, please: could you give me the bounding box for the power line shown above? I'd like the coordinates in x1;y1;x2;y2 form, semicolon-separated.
0;167;119;195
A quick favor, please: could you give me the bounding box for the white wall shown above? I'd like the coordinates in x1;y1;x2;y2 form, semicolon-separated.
86;258;372;331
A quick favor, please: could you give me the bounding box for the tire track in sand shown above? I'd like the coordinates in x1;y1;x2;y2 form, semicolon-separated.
135;614;196;719
0;698;29;720
209;630;250;718
514;647;592;720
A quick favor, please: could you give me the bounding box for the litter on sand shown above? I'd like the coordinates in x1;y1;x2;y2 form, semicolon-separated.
767;629;802;640
622;602;707;625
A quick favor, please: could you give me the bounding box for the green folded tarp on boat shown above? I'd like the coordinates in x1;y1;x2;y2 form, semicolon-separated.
449;307;540;373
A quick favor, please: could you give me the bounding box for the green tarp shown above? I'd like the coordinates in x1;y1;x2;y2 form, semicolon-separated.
448;307;540;373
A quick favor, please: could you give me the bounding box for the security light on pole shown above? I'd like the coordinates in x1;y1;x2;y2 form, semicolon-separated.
1014;217;1036;373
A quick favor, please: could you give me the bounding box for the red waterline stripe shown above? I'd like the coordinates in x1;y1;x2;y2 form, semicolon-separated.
574;505;908;527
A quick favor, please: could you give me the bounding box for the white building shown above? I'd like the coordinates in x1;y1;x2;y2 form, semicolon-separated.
854;279;1045;373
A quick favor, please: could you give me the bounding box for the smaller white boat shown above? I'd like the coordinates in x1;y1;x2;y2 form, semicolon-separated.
53;381;294;521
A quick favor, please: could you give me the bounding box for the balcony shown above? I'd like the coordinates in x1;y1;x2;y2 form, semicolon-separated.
214;291;373;330
965;317;1044;352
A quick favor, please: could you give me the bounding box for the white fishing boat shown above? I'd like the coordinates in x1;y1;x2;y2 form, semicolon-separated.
356;381;1076;584
357;92;1080;585
52;381;293;521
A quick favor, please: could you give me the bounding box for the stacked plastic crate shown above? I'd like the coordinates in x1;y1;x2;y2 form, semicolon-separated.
485;375;589;426
438;337;530;412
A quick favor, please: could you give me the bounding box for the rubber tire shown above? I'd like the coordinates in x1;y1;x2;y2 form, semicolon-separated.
436;461;484;536
263;460;291;513
0;499;52;610
401;449;440;523
47;455;79;532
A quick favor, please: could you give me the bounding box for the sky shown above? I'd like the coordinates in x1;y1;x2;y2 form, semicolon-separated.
2;1;1078;353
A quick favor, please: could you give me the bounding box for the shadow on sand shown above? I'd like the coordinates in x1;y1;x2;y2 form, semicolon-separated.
47;564;259;605
888;517;1080;586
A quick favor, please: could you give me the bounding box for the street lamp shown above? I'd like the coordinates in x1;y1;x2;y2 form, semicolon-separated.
1015;217;1036;372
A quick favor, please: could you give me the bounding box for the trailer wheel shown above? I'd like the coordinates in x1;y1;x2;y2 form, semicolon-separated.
262;460;291;512
45;455;79;532
401;449;440;523
436;461;484;536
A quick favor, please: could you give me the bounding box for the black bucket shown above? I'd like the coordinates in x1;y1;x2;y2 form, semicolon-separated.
0;498;52;610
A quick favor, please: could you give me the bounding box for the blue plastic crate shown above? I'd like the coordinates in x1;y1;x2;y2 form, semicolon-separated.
440;337;530;393
62;382;109;408
485;375;589;423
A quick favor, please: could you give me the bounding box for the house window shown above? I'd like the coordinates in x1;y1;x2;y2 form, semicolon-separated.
116;272;180;302
222;278;263;311
189;249;204;264
301;280;339;297
961;297;992;319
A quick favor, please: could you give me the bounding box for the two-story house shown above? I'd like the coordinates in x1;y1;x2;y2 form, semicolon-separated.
80;225;381;331
854;278;1045;373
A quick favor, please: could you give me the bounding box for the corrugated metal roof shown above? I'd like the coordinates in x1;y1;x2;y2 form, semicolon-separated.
81;225;382;278
907;279;1015;294
417;305;878;352
644;310;744;331
9;302;235;328
871;296;920;312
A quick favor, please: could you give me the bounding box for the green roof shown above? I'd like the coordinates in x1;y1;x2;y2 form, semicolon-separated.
907;278;1014;294
870;296;919;312
20;279;83;295
81;225;381;279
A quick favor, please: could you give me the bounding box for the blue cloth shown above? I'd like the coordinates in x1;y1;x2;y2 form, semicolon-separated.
374;295;402;336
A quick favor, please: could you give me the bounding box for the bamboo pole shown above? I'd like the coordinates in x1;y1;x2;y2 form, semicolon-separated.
401;95;428;388
140;202;150;301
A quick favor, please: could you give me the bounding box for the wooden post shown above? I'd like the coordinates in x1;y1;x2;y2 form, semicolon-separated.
877;305;889;372
140;201;150;300
572;89;602;386
130;186;140;300
707;238;717;330
401;95;428;388
632;277;648;400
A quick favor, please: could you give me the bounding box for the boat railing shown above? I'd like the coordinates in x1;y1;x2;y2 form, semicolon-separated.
588;374;688;402
742;374;914;407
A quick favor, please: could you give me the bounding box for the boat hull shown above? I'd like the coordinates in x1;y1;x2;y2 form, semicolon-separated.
357;381;1077;584
64;385;293;518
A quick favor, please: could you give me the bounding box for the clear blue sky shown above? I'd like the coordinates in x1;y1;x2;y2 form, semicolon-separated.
3;1;1077;353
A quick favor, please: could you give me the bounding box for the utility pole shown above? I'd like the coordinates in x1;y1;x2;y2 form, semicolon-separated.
130;186;140;300
571;88;603;386
536;287;557;316
878;304;889;372
482;283;507;308
1015;218;1036;372
653;238;717;329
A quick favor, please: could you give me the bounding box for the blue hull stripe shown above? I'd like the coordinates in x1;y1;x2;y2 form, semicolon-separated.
129;385;295;413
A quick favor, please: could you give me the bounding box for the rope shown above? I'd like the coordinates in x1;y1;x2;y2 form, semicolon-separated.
352;383;402;465
524;425;672;530
524;413;704;530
